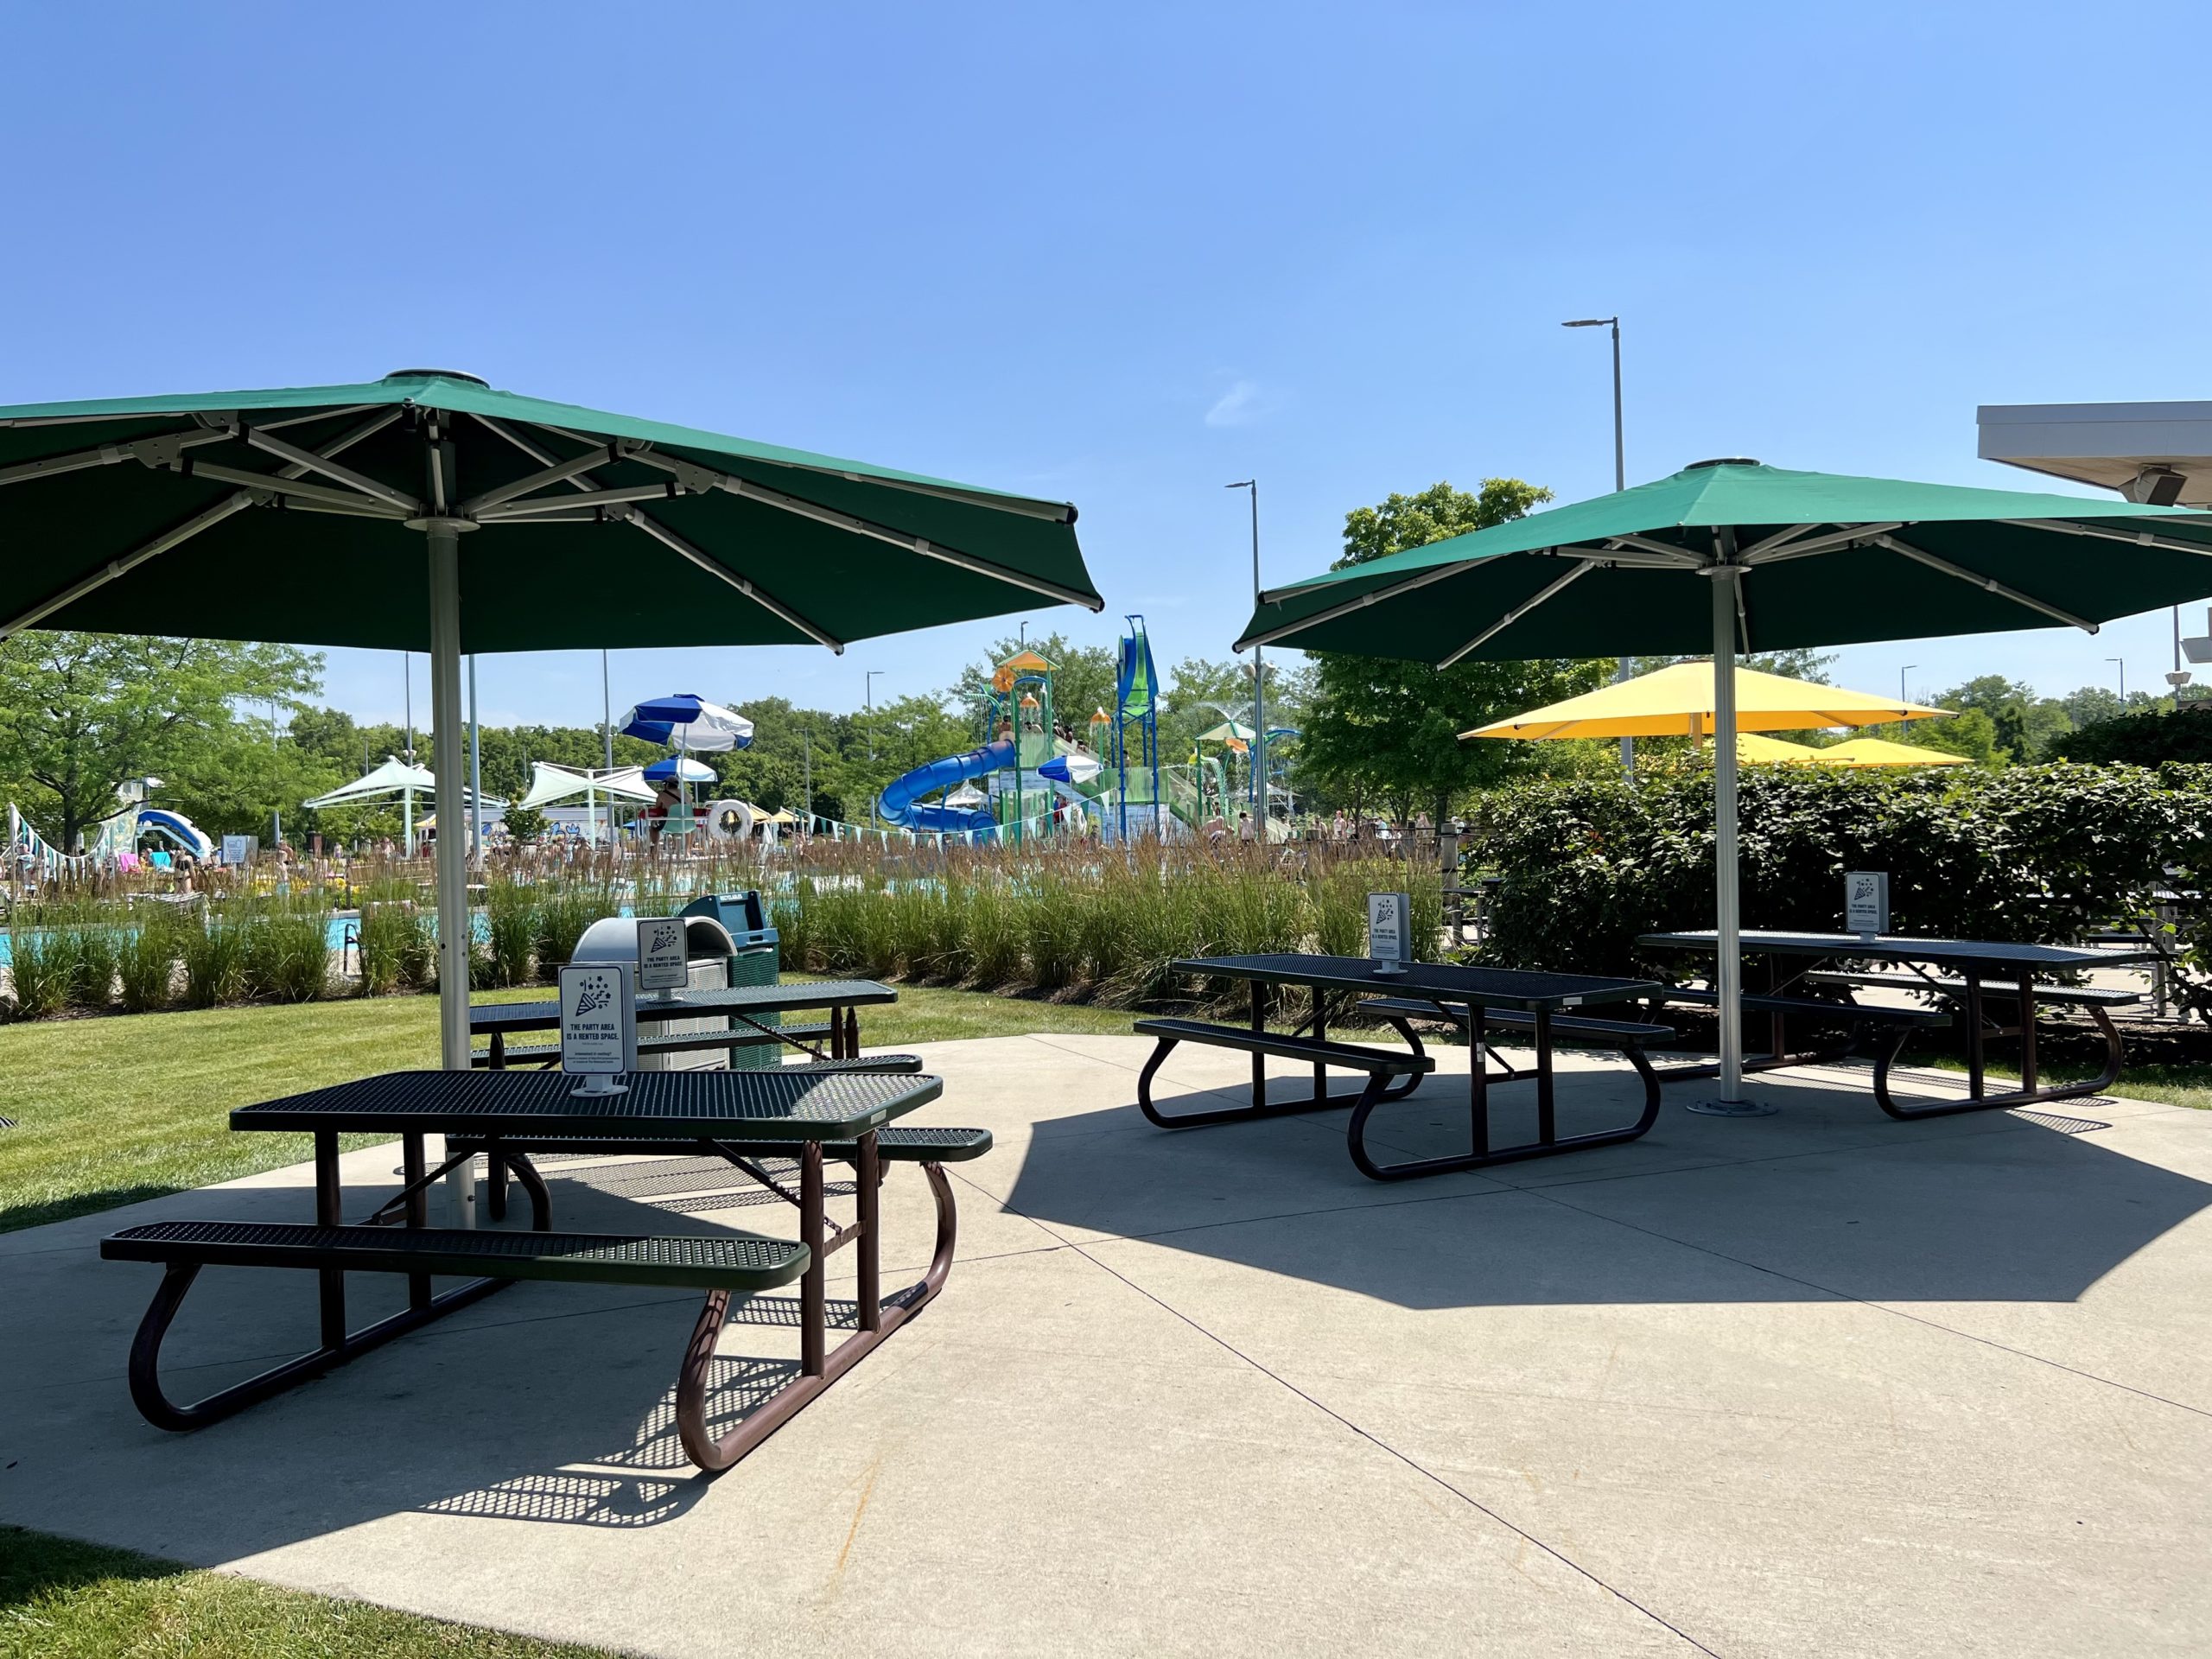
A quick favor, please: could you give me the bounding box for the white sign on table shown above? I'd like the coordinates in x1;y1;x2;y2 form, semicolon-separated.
1367;892;1410;977
1846;871;1890;938
560;962;637;1095
636;917;690;992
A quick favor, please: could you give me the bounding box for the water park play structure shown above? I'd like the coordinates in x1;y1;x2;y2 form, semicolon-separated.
876;620;1219;842
10;797;214;876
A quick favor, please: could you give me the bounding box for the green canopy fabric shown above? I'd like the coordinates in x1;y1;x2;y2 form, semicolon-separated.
0;369;1102;1077
0;370;1099;652
1238;460;2212;663
1236;458;2212;1114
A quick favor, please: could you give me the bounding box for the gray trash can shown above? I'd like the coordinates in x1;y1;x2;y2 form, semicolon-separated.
569;913;738;1072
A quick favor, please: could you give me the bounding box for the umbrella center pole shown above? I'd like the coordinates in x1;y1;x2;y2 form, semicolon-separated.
415;512;479;1076
1688;561;1775;1118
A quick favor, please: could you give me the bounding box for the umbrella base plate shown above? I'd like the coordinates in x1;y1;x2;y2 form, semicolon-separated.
1686;1096;1779;1117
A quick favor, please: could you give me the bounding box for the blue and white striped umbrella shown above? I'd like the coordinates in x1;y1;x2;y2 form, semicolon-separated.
643;756;718;785
619;693;753;752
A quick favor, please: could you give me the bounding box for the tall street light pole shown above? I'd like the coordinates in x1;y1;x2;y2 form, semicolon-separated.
1564;316;1630;776
1226;480;1264;823
866;670;884;761
2109;657;2126;702
467;654;483;871
600;650;613;770
1899;663;1916;737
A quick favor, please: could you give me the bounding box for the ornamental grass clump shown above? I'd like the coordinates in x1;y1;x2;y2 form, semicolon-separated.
356;902;419;996
181;910;251;1007
1020;866;1084;991
485;879;538;986
241;900;333;1002
64;923;122;1010
117;916;181;1013
535;880;617;972
7;927;77;1019
964;879;1025;987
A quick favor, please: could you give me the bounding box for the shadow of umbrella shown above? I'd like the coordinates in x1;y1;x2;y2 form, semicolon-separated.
1001;1074;2212;1313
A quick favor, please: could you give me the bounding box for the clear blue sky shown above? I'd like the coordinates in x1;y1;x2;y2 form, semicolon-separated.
6;2;2205;728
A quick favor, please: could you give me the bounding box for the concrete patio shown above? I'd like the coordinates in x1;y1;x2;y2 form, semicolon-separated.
4;1033;2210;1656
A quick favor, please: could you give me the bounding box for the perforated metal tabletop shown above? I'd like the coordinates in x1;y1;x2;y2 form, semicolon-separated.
468;979;896;1035
1171;953;1660;1012
230;1066;939;1140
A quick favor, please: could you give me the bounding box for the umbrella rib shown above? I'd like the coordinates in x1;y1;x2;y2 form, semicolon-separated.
1872;533;2098;632
1603;534;1707;567
169;459;411;517
1439;560;1599;668
0;406;405;640
0;426;234;490
2003;518;2212;560
1243;558;1485;648
476;481;696;521
609;442;1103;613
613;505;846;653
457;441;626;514
1738;523;1904;565
241;427;422;513
1737;523;1821;559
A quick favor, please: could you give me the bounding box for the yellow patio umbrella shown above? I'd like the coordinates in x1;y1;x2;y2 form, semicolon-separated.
1815;735;1969;767
1463;660;1950;741
1735;732;1824;764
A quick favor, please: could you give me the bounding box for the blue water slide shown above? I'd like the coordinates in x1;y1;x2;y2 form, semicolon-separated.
876;739;1014;835
137;807;213;859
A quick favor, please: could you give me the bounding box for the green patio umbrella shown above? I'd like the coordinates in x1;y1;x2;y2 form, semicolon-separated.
0;369;1101;1071
1236;457;2212;1112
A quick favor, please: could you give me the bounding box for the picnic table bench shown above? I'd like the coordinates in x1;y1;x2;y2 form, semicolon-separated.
1639;930;2158;1117
470;980;897;1070
100;1068;988;1471
1141;955;1670;1180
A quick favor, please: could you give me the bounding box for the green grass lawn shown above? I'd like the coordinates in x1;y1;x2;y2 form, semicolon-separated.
1917;1055;2212;1110
0;1526;616;1659
0;978;1139;1235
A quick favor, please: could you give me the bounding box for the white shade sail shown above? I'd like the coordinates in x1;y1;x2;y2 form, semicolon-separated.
517;762;659;810
302;755;435;808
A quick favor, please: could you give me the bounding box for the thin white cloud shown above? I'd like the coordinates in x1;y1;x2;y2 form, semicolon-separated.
1205;378;1265;428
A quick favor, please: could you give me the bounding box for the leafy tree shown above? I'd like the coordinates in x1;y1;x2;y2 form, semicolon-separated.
1300;480;1612;823
949;632;1118;738
501;802;550;843
1630;648;1837;683
0;632;325;849
1905;707;2002;766
1934;676;2073;763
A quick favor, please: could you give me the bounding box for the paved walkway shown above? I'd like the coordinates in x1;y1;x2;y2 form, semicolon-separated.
4;1036;2210;1656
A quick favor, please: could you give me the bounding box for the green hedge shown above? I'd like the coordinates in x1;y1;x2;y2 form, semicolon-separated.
1474;762;2211;977
2050;708;2212;766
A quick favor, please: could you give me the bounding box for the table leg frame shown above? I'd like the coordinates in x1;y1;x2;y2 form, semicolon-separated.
122;1134;543;1433
1344;1001;1665;1181
675;1138;956;1474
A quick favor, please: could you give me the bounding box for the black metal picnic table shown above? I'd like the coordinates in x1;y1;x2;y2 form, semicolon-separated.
470;978;898;1065
105;1068;985;1471
1146;954;1669;1179
1637;930;2160;1116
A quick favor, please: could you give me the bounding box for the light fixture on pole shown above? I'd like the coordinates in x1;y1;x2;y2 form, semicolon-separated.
1897;664;1916;737
1564;316;1631;777
1226;480;1265;821
2108;657;2126;702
